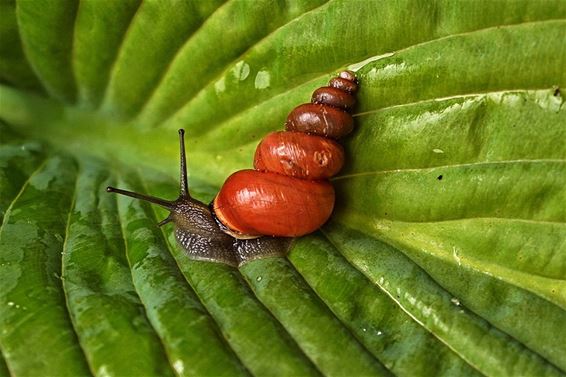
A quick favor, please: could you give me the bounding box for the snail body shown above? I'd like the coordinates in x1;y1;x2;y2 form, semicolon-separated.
107;71;358;266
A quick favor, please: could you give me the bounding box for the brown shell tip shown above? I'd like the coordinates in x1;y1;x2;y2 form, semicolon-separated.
338;70;357;82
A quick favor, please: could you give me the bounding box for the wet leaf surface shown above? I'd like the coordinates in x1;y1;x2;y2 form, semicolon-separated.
0;1;565;376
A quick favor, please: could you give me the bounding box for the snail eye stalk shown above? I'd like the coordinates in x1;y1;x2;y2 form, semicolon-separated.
106;129;191;212
178;129;191;199
105;186;174;210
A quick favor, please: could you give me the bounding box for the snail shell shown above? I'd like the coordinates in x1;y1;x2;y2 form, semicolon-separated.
254;131;344;180
213;70;357;239
107;71;358;265
213;170;334;238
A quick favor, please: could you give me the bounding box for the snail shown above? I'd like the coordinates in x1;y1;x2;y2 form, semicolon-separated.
107;70;358;266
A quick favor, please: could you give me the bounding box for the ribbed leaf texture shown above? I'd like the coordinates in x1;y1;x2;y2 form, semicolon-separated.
0;1;564;376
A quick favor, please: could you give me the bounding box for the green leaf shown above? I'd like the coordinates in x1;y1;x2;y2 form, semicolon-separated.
16;0;79;102
0;353;9;377
0;155;90;376
0;1;565;376
0;0;42;91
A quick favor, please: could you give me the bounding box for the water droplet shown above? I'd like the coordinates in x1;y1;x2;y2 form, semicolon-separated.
232;61;250;81
97;365;111;377
254;70;270;89
256;276;262;282
452;247;461;266
377;331;383;336
173;360;185;374
362;328;367;332
451;297;461;306
433;148;444;154
214;77;226;94
7;302;14;306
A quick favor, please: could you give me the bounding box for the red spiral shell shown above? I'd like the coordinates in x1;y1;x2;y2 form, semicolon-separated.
213;71;358;238
254;131;344;180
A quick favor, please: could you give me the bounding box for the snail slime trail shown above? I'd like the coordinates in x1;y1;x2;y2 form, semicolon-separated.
107;71;358;267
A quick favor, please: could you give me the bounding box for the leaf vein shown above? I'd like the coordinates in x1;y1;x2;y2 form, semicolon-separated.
0;157;49;236
353;87;565;117
135;171;253;374
333;159;566;181
130;0;231;118
286;254;394;374
164;19;566;139
319;229;489;376
155;0;335;128
97;0;144;110
60;161;94;375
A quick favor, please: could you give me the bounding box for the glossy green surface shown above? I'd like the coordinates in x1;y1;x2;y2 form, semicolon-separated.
324;224;563;376
0;0;564;376
100;0;225;118
0;155;90;376
115;173;248;377
63;159;175;376
0;124;45;223
240;258;391;376
289;234;479;376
